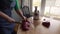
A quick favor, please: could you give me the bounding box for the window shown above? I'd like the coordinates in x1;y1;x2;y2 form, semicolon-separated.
32;0;41;12
44;0;60;19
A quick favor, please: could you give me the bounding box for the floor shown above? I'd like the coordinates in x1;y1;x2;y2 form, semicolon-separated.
17;17;60;34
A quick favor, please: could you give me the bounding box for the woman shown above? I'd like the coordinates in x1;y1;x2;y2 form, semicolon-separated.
0;0;26;34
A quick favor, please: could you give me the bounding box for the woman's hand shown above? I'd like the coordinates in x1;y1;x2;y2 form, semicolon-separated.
7;18;16;23
0;11;16;23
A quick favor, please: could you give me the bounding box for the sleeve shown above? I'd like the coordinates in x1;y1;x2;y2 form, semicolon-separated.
14;0;21;10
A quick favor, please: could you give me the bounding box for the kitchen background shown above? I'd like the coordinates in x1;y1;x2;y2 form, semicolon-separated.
11;0;60;34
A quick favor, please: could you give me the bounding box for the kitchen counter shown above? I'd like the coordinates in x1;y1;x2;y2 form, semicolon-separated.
17;17;60;34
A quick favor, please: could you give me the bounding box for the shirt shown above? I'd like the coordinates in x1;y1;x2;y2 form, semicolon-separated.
14;0;21;10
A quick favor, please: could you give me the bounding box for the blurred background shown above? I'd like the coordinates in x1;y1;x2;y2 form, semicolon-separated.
12;0;60;21
12;0;60;34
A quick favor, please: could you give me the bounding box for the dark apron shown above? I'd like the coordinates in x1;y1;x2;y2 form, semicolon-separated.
0;0;16;34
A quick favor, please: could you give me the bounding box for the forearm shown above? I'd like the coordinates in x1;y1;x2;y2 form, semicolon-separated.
15;9;24;19
0;11;15;23
14;0;25;19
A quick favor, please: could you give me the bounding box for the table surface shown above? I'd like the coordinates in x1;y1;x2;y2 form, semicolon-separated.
17;17;60;34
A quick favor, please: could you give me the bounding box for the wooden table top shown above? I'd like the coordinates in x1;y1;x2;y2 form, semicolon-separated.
17;17;60;34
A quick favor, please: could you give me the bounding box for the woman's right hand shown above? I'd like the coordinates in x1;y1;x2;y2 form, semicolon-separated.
7;18;16;23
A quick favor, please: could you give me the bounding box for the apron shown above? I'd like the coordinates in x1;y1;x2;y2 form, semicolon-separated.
0;0;16;34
